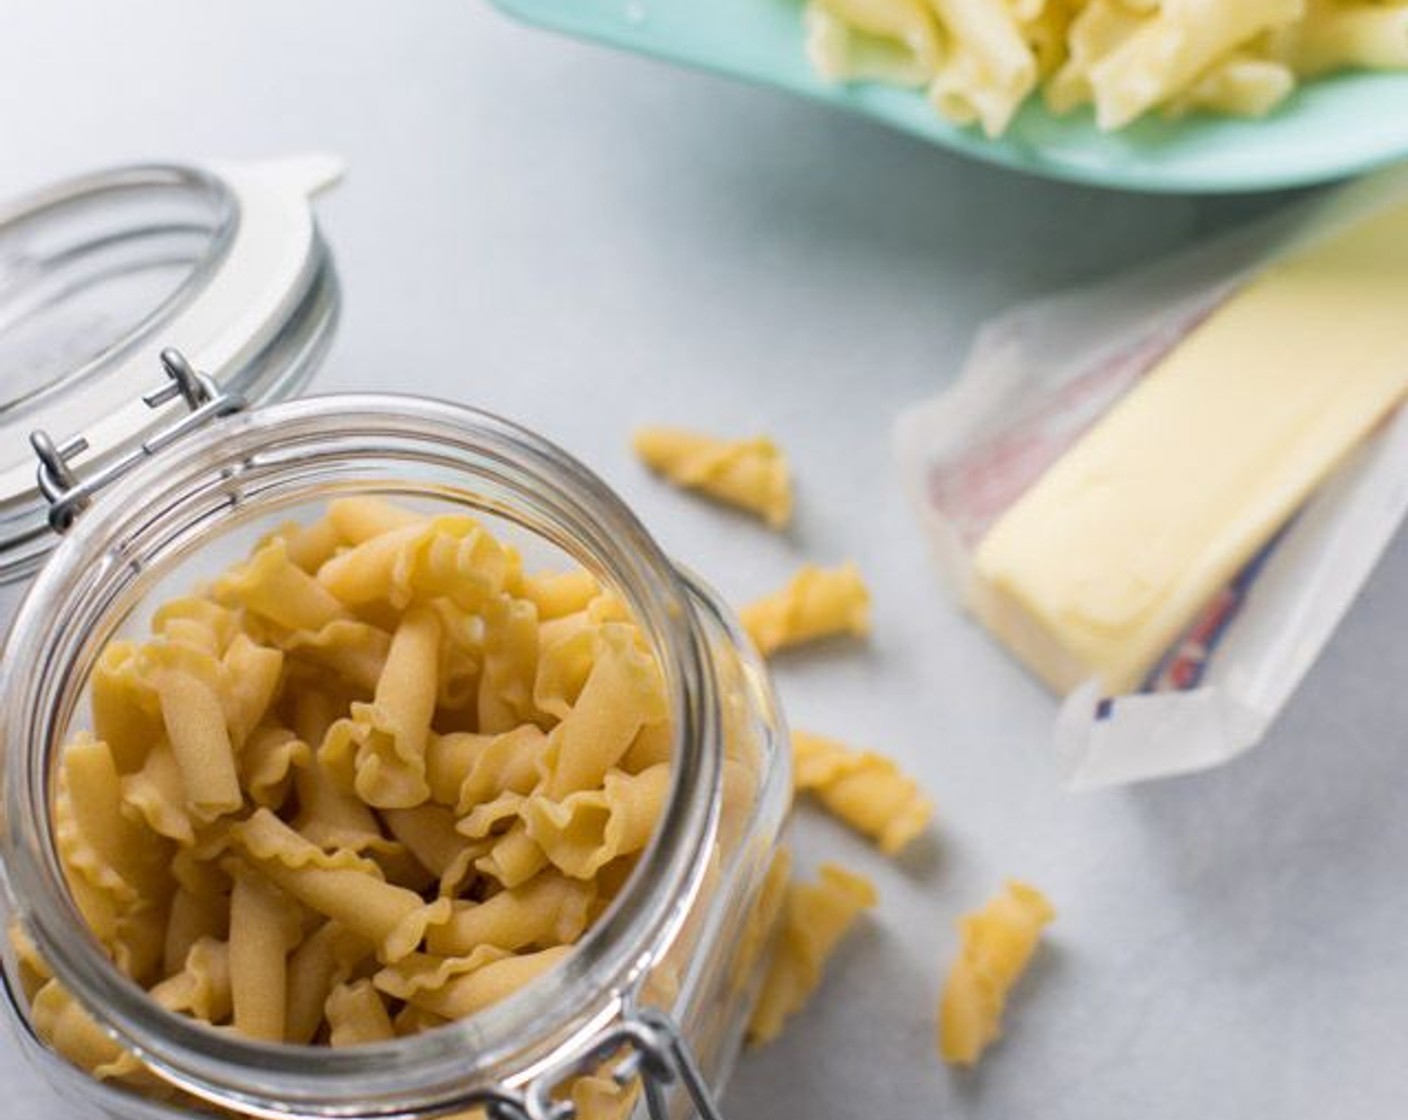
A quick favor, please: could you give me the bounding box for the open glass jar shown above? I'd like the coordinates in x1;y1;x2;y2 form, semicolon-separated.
0;161;791;1120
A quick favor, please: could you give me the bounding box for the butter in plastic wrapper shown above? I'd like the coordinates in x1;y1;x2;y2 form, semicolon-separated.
896;168;1408;790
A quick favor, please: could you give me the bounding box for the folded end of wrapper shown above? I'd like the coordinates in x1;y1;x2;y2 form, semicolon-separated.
1055;682;1267;791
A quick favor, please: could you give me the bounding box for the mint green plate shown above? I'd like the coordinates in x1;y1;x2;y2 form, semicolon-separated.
491;0;1408;193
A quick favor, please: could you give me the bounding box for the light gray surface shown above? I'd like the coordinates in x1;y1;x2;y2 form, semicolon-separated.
1;3;1405;1118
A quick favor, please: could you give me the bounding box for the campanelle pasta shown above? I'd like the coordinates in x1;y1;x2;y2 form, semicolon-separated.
632;426;794;528
939;880;1055;1066
746;862;877;1045
29;497;712;1119
802;0;1408;135
740;563;872;656
791;731;934;855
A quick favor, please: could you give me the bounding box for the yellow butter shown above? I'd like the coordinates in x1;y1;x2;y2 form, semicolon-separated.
971;202;1408;696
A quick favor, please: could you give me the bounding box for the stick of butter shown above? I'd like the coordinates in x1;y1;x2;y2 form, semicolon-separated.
970;202;1408;696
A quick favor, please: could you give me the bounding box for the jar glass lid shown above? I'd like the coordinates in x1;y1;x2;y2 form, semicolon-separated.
0;155;343;583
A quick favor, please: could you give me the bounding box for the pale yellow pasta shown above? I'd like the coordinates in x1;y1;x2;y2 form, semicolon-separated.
426;872;595;956
806;0;944;86
374;945;572;1020
62;734;171;901
150;938;231;1024
285;922;370;1045
803;0;1408;133
326;979;397;1047
632;426;793;528
163;887;227;977
284;619;391;694
792;731;934;855
1094;0;1301;128
476;593;541;734
315;514;521;613
327;495;425;544
739;563;871;656
241;727;311;811
213;537;350;633
1044;0;1141;112
44;497;703;1081
939;879;1055;1066
747;863;877;1045
474;825;550;890
523;765;671;880
321;604;440;809
1162;53;1295;119
539;624;667;799
231;810;449;963
425;726;548;814
228;864;302;1041
521;568;601;620
928;0;1040;136
382;804;487;894
90;641;165;773
150;663;243;824
31;979;146;1083
1272;0;1408;76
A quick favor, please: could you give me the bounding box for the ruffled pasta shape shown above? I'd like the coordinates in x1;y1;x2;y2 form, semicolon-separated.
227;863;304;1041
632;426;792;528
805;0;943;87
747;863;876;1045
476;594;541;734
939;880;1054;1066
321;604;440;808
213;537;350;633
150;937;232;1024
523;765;670;880
739;563;871;656
163;887;228;977
286;922;371;1045
241;727;311;810
90;640;165;773
425;725;548;815
426;872;594;956
30;979;147;1083
326;979;397;1047
284;619;392;694
474;825;549;890
231;810;449;963
791;731;933;855
539;624;667;800
521;568;601;620
315;514;521;613
382;804;490;895
374;945;572;1021
120;740;196;845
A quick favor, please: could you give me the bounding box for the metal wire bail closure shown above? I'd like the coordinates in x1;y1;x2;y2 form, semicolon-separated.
29;349;247;532
484;999;726;1120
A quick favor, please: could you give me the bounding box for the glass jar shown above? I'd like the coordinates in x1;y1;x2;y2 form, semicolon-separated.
0;165;792;1120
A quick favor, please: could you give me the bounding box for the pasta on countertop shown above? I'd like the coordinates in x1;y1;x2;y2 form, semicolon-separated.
939;880;1055;1066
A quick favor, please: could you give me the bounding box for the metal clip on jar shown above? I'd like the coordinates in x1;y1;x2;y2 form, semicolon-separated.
0;160;790;1119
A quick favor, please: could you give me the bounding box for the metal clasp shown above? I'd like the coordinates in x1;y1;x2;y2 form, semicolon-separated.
487;1003;726;1120
29;349;246;532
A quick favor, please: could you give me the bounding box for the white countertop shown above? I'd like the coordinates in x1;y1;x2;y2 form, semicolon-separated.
2;3;1405;1117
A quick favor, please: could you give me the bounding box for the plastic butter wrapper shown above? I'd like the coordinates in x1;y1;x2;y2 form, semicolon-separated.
896;167;1408;790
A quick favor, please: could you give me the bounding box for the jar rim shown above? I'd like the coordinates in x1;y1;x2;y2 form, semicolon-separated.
0;392;723;1116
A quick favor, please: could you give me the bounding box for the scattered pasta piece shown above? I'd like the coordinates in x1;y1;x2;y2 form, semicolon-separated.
747;863;877;1045
791;731;933;855
632;426;793;528
740;564;871;656
939;880;1055;1067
